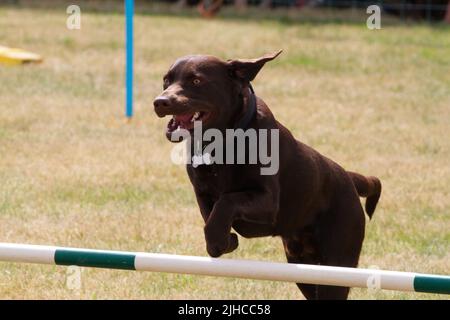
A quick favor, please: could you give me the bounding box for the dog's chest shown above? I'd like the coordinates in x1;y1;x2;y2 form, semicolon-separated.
188;164;238;196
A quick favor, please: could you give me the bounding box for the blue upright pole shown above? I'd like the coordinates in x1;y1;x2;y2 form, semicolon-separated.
125;0;134;119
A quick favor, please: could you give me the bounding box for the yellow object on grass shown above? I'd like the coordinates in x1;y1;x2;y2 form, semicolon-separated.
0;45;43;65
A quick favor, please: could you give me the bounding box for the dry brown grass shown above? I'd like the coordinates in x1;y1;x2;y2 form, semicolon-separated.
0;1;449;299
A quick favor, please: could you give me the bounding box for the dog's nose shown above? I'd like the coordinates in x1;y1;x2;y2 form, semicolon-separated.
153;96;170;110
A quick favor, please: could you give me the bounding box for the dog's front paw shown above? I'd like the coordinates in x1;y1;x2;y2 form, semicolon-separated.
206;233;239;258
228;233;239;252
206;243;226;258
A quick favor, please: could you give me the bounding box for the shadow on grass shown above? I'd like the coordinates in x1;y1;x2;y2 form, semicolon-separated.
1;0;450;29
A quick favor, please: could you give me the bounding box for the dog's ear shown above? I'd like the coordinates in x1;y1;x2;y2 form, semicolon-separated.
227;50;282;83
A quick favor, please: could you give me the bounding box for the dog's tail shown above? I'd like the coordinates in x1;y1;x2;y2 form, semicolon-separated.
347;171;382;219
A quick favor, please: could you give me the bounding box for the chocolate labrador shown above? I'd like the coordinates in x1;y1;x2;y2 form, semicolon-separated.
153;51;381;299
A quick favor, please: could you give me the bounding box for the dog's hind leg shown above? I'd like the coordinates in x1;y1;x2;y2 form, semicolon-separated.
283;196;366;299
282;233;326;300
282;232;354;300
315;194;366;299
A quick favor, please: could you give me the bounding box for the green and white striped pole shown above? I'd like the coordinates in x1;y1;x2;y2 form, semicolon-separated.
0;243;448;294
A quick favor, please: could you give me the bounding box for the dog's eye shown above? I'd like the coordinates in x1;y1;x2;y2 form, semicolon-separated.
193;79;201;85
163;78;170;88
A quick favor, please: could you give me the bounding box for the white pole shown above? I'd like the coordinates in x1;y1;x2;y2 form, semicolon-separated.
134;252;415;291
0;243;448;294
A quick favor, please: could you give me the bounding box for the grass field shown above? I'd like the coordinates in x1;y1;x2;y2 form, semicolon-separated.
0;1;449;299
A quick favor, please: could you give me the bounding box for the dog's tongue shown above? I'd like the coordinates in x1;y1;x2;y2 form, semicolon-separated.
175;114;192;123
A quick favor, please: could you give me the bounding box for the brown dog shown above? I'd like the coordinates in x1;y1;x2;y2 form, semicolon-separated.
153;51;381;299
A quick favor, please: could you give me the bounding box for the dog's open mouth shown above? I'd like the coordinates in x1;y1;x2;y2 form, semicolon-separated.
167;111;210;133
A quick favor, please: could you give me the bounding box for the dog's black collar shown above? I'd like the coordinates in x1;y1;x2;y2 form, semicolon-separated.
234;84;257;130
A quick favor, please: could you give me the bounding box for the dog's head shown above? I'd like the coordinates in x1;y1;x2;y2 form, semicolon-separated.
153;51;282;141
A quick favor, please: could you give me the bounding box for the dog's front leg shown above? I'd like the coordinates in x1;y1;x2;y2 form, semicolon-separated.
194;192;215;223
204;191;278;257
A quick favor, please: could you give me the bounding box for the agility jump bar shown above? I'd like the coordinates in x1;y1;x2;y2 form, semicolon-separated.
0;243;448;294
